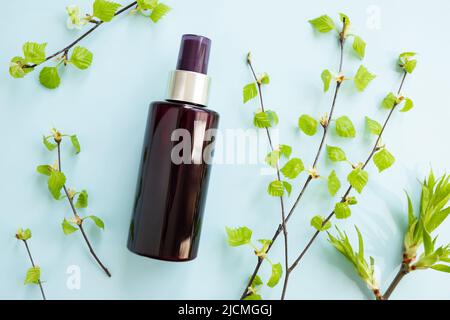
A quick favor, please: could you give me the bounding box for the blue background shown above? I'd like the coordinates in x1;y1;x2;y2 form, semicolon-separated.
1;0;450;300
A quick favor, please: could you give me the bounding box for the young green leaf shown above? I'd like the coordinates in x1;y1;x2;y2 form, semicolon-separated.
16;228;32;241
280;158;304;179
47;171;66;200
399;52;416;60
298;114;318;136
62;218;78;235
137;0;158;10
258;72;270;85
84;215;105;229
355;226;365;260
400;98;414;112
9;57;33;78
348;168;369;193
328;227;379;290
243;293;262;300
253;111;271;128
347;196;358;205
279;145;292;159
420;172;450;232
257;239;272;256
267;263;283;287
70;46;93;70
328;170;341;196
71;135;81;154
335;116;356;138
24;266;41;285
251;274;264;289
327;229;353;262
352;36;366;59
266;110;279;126
422;223;433;256
268;180;284;197
311;215;332;231
93;0;122;22
321;69;332;92
427;208;450;234
23;42;47;64
309;15;336;33
36;165;53;176
66;4;85;29
283;181;292;196
334;202;351;219
382;92;397;109
399;52;418;74
39;67;61;89
75;190;88;208
404;60;417;74
265;150;280;168
23;229;32;240
405;191;415;228
243;82;258;103
373;148;395;172
42;136;57;151
225;226;252;246
365;116;382;135
339;13;350;26
431;264;450;273
150;3;171;23
326;145;347;162
353;65;376;92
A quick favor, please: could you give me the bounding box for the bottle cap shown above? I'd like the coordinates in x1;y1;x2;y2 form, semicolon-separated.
176;34;211;75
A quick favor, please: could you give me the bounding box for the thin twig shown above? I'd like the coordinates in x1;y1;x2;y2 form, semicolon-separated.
26;1;137;68
22;240;46;300
247;61;289;300
288;71;409;285
382;263;409;300
240;23;347;300
57;142;111;277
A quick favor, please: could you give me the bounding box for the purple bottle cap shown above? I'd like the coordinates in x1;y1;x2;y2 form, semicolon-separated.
176;34;211;75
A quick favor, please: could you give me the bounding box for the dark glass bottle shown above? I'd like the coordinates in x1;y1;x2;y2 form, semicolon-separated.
127;35;219;261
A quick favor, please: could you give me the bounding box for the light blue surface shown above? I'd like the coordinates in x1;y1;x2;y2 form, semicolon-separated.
1;0;450;300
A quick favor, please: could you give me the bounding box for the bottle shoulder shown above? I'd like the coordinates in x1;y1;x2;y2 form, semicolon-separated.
150;100;219;117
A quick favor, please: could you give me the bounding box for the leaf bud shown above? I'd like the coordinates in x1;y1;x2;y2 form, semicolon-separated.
320;113;329;127
308;167;320;179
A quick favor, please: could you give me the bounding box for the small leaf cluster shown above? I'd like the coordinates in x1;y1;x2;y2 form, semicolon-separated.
9;0;170;88
309;14;375;94
328;226;381;299
310;144;370;223
243;71;276;129
330;171;450;300
303;14;375;184
320;65;376;94
132;0;171;23
243;56;307;198
298;114;360;141
15;228;42;286
398;52;417;74
299;14;377;230
378;52;417;114
225;226;282;299
15;228;32;241
24;266;41;286
309;13;366;59
9;41;93;89
267;151;305;197
37;128;105;235
316;51;418;223
403;171;450;273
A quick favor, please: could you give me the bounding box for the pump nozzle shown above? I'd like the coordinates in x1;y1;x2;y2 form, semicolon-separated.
176;34;211;75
